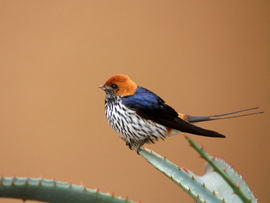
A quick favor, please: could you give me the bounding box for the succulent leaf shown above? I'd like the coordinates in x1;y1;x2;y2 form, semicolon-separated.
0;176;135;203
138;137;257;203
186;137;256;203
139;148;224;203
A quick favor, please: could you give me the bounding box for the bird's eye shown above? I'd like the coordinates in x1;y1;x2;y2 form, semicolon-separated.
111;84;118;89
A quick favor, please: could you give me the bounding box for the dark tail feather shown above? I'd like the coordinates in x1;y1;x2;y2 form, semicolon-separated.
185;107;264;123
173;117;225;138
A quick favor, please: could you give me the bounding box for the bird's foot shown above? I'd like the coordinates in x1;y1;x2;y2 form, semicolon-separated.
135;139;147;155
136;146;141;155
125;141;132;150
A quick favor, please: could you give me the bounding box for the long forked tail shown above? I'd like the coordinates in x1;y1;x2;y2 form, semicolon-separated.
179;107;264;123
173;117;226;138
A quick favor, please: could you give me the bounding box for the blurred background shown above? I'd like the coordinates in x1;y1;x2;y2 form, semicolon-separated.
0;1;269;202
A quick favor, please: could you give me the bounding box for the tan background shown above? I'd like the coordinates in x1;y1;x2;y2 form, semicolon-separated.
0;1;269;202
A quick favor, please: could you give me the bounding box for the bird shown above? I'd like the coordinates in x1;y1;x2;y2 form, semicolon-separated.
99;74;263;154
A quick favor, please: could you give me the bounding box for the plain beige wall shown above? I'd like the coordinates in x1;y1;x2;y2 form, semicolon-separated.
0;1;269;202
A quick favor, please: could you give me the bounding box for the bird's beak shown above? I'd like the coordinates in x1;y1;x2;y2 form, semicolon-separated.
98;85;105;90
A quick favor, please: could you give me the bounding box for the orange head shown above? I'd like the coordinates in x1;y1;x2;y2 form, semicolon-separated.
99;74;137;96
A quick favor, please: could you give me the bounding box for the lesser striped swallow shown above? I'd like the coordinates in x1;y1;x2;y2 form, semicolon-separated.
99;74;263;154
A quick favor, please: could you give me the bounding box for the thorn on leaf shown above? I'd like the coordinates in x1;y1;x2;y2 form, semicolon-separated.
182;167;189;174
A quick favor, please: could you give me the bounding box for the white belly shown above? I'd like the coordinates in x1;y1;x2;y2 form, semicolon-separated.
105;98;168;145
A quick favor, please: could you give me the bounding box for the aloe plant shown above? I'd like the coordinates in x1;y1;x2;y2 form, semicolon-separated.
138;137;257;203
0;177;135;203
0;137;256;202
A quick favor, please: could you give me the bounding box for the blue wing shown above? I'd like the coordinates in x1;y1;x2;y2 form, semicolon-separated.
122;86;178;120
122;86;225;138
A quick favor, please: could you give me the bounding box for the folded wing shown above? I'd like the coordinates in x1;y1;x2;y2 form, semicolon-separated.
122;86;225;138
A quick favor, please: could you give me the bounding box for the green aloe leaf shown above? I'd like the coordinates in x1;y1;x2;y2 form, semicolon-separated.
186;137;257;203
0;176;135;203
138;137;256;203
